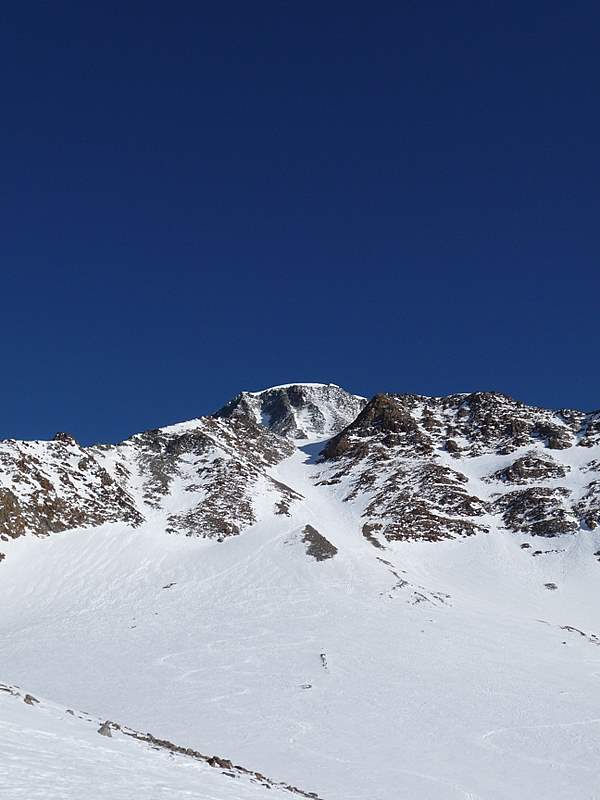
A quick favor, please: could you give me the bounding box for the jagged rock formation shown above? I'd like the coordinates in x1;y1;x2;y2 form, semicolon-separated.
0;434;142;539
0;385;598;548
93;416;299;540
485;452;569;484
319;391;600;542
0;415;299;544
323;391;595;460
214;383;366;441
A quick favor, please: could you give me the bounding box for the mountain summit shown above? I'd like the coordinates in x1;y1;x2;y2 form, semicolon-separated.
214;382;366;441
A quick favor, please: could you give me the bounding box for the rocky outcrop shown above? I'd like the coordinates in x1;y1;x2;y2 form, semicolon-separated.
0;416;297;544
0;436;142;539
319;391;600;541
492;487;579;536
486;452;568;484
301;525;338;560
323;394;433;459
357;462;488;542
93;416;297;540
576;481;600;530
324;391;592;461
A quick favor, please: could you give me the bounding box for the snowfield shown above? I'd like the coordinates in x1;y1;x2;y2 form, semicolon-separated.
2;432;600;799
0;685;309;800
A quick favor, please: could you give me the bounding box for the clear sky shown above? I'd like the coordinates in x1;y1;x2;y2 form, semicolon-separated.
1;2;598;444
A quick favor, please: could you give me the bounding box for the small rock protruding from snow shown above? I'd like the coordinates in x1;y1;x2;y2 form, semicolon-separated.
97;721;113;737
302;525;338;561
23;694;39;706
52;431;79;446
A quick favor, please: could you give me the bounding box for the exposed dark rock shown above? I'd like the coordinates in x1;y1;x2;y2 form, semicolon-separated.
487;452;568;484
532;421;572;450
116;721;325;798
576;411;600;447
52;431;78;445
97;721;113;737
445;439;460;456
302;525;338;561
323;394;434;460
0;385;597;551
315;389;597;542
132;417;294;539
359;462;488;542
23;694;39;705
0;438;142;540
575;481;600;530
494;488;578;536
362;523;385;549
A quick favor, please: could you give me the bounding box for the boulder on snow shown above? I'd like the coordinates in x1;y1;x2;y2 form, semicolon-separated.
23;694;39;706
97;721;113;737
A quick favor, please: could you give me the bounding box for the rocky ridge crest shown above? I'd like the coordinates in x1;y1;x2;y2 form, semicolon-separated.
0;385;598;551
318;392;600;543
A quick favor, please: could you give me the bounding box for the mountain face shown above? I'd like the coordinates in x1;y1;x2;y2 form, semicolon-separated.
2;383;600;800
214;383;366;441
0;384;598;554
318;391;600;544
0;415;297;550
0;432;143;541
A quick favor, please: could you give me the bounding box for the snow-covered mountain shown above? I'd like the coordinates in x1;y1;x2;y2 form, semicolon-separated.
1;385;597;552
214;383;366;441
1;383;600;799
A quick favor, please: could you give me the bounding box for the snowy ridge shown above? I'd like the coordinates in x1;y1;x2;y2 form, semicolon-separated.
319;392;600;544
215;383;366;442
0;415;298;551
246;382;351;395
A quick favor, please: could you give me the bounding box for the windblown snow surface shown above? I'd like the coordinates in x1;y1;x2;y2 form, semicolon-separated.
1;430;600;798
0;685;304;800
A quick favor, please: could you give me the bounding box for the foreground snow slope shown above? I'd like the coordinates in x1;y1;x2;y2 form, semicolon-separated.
2;437;600;799
0;684;312;800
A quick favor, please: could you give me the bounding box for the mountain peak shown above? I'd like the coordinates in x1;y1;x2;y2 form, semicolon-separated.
214;383;366;441
246;381;343;395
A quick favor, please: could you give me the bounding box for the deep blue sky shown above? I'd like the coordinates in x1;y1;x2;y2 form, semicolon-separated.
1;2;598;444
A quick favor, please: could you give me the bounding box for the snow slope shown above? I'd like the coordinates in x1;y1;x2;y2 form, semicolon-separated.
0;684;316;800
2;437;600;799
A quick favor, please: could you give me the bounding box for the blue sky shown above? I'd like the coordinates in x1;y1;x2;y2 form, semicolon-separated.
1;2;598;443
